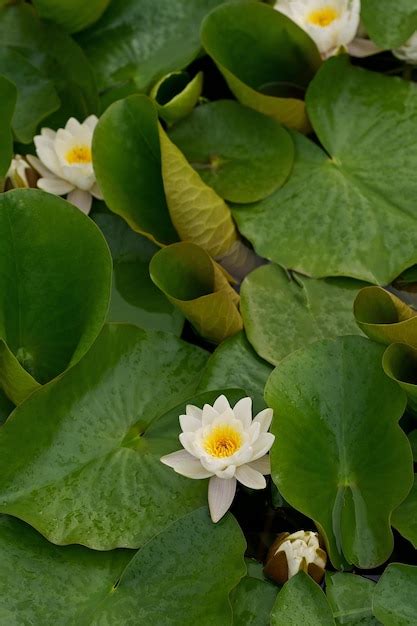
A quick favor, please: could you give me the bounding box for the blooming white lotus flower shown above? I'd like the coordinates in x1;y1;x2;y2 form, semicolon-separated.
6;155;32;188
161;395;274;523
27;115;102;214
264;530;327;584
274;0;360;58
393;31;417;64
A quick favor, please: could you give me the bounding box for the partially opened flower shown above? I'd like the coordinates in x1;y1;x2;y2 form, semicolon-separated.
161;395;274;523
393;31;417;65
274;0;360;58
6;155;33;189
264;530;327;584
27;115;102;214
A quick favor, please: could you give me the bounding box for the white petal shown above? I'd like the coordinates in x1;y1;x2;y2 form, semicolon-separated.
26;154;53;178
235;464;266;490
61;165;96;191
251;432;275;461
34;139;63;177
248;455;271;476
233;397;252;429
254;408;273;433
186;404;203;419
38;177;74;195
348;37;381;58
202;403;219;426
160;449;212;479
179;432;198;457
247;421;261;444
90;182;103;200
84;114;99;131
213;395;231;414
214;464;236;479
65;117;82;134
208;476;236;523
40;127;56;140
66;189;92;214
179;413;201;433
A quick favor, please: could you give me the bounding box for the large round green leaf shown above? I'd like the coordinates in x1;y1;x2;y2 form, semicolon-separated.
32;0;110;33
361;0;417;48
93;95;177;245
241;264;364;366
0;189;111;402
326;573;378;625
270;572;335;626
231;575;278;626
93;213;183;335
0;75;16;181
391;476;417;549
373;564;417;626
169;100;294;203
201;1;321;132
265;336;413;569
77;0;233;92
233;56;417;284
0;508;245;625
0;324;211;549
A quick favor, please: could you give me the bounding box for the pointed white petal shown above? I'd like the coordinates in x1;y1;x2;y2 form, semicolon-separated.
248;455;271;476
214;464;236;479
160;449;212;479
348;37;381;58
251;432;275;461
235;464;266;490
26;154;53;178
90;182;103;199
254;408;273;433
84;114;99;131
179;432;198;457
66;189;92;214
40;128;56;140
37;177;74;195
247;421;261;444
202;403;219;426
186;404;203;419
65;117;82;134
213;395;231;414
233;397;252;429
34;140;62;177
208;476;236;523
179;413;201;433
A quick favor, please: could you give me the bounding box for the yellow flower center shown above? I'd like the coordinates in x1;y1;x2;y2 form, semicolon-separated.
65;145;92;165
308;6;339;27
204;424;243;458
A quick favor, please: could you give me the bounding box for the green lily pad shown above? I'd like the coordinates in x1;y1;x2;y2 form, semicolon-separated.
32;0;110;33
93;95;177;245
0;189;111;403
169;100;294;203
326;573;379;625
0;75;15;181
382;343;417;412
354;287;417;347
77;0;233;92
151;71;203;126
271;572;335;626
373;564;417;626
241;264;364;366
361;0;417;48
265;336;413;569
201;1;321;132
93;213;183;335
0;324;211;549
198;331;273;409
231;575;278;626
0;391;13;426
150;242;242;344
233;56;417;284
391;476;417;549
0;508;245;625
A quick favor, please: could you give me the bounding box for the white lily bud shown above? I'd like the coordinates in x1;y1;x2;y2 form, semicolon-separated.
393;31;417;65
264;530;327;584
6;155;33;189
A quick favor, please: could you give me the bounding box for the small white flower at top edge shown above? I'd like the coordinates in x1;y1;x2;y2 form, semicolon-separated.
160;395;275;523
274;0;361;59
27;115;102;215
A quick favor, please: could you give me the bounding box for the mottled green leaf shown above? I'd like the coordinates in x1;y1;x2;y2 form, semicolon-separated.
151;71;203;126
392;476;417;549
169;100;294;203
373;564;417;626
0;75;16;181
326;573;379;625
32;0;110;33
271;572;335;626
231;575;278;626
361;0;417;48
201;1;321;132
0;324;209;549
150;242;242;343
234;56;417;284
93;95;177;245
265;336;412;569
241;264;364;366
0;508;245;625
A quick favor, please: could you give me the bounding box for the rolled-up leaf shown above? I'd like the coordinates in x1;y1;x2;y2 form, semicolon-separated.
150;71;203;126
150;242;242;343
383;342;417;412
354;286;417;347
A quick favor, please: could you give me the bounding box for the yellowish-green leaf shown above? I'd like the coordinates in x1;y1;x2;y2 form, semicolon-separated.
383;342;417;412
0;340;40;405
158;125;238;258
150;242;242;343
150;71;203;126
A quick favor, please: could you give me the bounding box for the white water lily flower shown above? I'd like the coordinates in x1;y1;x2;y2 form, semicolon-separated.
6;155;31;188
393;31;417;65
274;0;360;58
161;395;274;523
264;530;327;584
27;115;102;214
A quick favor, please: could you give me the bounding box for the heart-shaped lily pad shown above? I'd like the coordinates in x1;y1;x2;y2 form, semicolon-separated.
0;189;112;403
150;71;203;126
241;264;364;366
270;572;335;626
361;0;417;48
392;476;417;549
32;0;110;33
326;573;378;625
0;324;212;549
0;75;15;181
0;508;245;625
201;1;321;132
233;56;417;284
373;563;417;625
169;100;294;203
265;336;413;569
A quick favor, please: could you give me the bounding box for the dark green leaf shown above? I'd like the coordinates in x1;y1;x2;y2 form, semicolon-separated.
361;0;417;48
392;475;417;549
0;75;16;180
231;575;278;626
373;563;417;626
32;0;110;34
271;572;335;626
326;573;379;625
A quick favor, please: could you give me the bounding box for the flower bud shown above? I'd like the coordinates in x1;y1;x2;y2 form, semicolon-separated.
5;155;37;190
263;530;327;585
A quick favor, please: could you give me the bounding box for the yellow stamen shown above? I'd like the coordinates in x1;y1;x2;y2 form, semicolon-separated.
204;424;243;458
66;145;92;165
308;6;339;27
